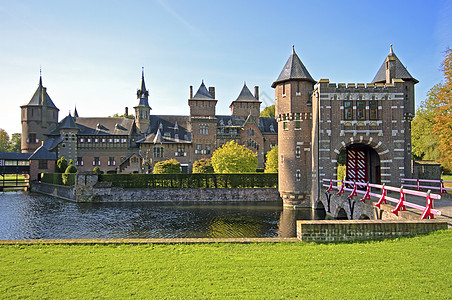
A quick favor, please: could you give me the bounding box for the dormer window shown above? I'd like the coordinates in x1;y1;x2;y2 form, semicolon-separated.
159;123;163;130
270;124;275;132
228;119;232;125
219;119;224;126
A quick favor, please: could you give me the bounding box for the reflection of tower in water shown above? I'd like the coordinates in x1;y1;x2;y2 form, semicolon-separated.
277;208;326;238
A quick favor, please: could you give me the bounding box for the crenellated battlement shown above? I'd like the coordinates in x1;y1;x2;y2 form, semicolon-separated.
319;79;402;91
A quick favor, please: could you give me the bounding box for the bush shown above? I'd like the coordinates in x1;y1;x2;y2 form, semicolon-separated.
56;157;68;173
264;146;278;173
98;173;278;189
65;164;77;174
41;173;75;186
93;166;102;175
192;158;214;174
153;159;181;174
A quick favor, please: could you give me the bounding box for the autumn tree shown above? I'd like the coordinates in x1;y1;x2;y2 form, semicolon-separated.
264;146;278;173
260;105;275;118
412;48;452;171
153;159;181;174
211;141;258;173
192;158;214;173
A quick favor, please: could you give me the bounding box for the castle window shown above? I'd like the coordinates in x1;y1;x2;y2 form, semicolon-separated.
270;124;275;132
93;157;100;166
296;146;301;158
38;160;48;170
76;157;83;166
108;138;113;143
200;124;208;135
357;101;365;120
283;122;288;130
206;144;211;154
296;169;301;181
282;84;286;96
87;138;91;143
176;145;185;156
79;138;84;143
344;101;353;120
174;133;179;140
369;100;378;120
108;157;115;166
28;133;37;144
164;132;171;138
280;155;284;164
121;138;127;143
295;121;301;129
153;146;164;158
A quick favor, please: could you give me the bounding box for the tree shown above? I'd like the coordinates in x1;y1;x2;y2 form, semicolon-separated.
192;158;214;173
109;113;134;118
264;146;278;173
0;129;10;152
56;156;68;173
432;48;452;171
211;141;258;173
153;159;181;174
8;133;21;153
260;105;275;118
93;166;102;174
65;164;77;174
412;48;452;171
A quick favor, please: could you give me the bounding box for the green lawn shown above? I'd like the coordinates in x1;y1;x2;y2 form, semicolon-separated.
1;231;451;299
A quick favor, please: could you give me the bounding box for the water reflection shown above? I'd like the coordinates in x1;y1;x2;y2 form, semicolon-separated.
0;191;324;240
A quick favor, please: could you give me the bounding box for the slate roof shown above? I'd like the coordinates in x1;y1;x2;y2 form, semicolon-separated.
216;115;244;127
272;46;315;87
0;152;32;160
235;83;259;102
59;114;79;130
28;144;57;160
258;117;278;134
137;115;191;144
372;45;418;84
23;76;59;109
136;69;150;107
74;117;135;136
42;137;63;151
192;81;214;99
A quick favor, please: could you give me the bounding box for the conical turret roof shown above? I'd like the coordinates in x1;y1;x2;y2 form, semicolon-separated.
192;81;214;99
136;68;150;107
59;114;79;130
372;45;418;84
272;46;315;87
24;75;59;109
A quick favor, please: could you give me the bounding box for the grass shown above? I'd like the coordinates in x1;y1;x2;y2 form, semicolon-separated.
442;174;452;190
1;230;451;299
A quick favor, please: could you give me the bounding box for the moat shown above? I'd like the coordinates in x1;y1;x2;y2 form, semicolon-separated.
0;191;325;240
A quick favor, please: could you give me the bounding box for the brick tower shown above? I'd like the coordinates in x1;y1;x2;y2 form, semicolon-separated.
21;74;59;153
272;46;316;207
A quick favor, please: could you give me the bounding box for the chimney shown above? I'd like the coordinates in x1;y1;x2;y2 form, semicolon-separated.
190;86;193;98
254;86;259;100
209;87;215;99
125;107;128;116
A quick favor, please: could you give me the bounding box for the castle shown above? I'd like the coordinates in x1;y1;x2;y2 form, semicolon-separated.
20;71;277;173
20;44;416;207
273;45;417;207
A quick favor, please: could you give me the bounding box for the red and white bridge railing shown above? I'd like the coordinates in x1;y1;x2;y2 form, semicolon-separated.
322;179;442;220
401;178;452;194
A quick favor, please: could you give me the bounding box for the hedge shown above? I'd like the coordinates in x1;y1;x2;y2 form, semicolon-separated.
41;173;75;186
99;173;278;189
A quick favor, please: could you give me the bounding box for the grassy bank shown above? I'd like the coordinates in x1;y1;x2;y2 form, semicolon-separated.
1;231;451;299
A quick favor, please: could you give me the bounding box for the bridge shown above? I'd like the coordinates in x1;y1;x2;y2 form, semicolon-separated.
317;178;452;228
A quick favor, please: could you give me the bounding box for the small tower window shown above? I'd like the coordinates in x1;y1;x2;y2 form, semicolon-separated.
357;101;365;120
282;84;286;96
296;146;301;158
296;170;301;181
344;101;353;120
369;100;378;120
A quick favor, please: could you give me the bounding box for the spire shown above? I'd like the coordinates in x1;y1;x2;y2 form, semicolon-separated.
136;68;150;107
73;106;79;118
272;46;315;87
24;71;58;109
235;82;259;101
371;45;418;84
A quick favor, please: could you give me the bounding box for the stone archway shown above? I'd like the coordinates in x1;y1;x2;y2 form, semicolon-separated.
336;208;348;220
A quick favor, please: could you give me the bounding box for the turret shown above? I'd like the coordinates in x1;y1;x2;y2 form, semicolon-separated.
134;68;151;133
21;73;59;153
272;46;316;207
230;83;261;119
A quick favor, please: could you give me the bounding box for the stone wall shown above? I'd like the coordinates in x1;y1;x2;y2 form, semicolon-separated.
30;182;75;201
297;220;448;242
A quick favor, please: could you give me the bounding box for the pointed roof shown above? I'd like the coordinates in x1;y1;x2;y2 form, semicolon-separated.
136;68;150;107
192;81;214;99
272;46;315;87
244;112;256;125
23;75;59;109
235;83;259;102
153;127;163;144
59;114;79;130
372;45;418;84
73;106;79;118
28;144;57;160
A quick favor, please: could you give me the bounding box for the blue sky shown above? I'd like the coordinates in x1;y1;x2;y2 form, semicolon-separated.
0;0;451;135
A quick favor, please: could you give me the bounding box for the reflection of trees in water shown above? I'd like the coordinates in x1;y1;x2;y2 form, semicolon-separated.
208;216;265;238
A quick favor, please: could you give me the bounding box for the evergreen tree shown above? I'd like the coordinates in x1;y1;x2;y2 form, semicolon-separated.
56;157;68;173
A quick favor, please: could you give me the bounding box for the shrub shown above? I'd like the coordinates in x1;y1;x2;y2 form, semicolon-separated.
93;166;102;174
192;158;214;174
153;159;181;174
65;164;77;174
56;157;68;173
211;141;258;173
264;146;278;173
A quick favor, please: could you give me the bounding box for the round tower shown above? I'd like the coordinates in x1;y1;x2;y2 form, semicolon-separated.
272;46;316;207
21;75;59;153
134;68;151;133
